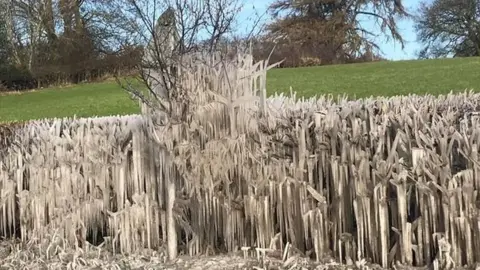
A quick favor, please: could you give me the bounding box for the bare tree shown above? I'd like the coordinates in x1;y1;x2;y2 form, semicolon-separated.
0;0;144;90
0;1;9;64
112;0;264;261
115;0;258;121
0;0;18;66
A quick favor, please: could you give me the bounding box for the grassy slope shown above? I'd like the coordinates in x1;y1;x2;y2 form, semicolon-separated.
268;57;480;98
1;57;480;122
0;80;140;122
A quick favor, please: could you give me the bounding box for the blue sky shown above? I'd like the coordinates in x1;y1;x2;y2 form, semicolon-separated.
237;0;423;61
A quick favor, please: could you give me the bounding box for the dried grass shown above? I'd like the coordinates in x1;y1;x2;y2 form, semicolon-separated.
2;53;480;269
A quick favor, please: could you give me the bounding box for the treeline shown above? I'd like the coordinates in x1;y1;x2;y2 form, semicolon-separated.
1;0;478;92
0;36;383;92
0;44;142;91
0;0;405;92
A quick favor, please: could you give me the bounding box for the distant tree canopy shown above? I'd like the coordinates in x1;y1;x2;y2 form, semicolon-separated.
415;0;480;58
258;0;409;66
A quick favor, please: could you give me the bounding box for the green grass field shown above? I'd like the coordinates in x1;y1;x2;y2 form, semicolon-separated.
1;57;480;123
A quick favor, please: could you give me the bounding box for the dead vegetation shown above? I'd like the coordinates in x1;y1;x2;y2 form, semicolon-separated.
2;53;480;270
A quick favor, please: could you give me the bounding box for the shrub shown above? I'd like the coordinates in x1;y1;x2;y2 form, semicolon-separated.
0;65;37;91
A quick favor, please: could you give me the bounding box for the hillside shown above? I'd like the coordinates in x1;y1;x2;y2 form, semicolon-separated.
268;57;480;98
1;57;479;122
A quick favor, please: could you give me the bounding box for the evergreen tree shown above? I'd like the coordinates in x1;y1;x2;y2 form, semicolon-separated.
415;0;480;58
265;0;410;64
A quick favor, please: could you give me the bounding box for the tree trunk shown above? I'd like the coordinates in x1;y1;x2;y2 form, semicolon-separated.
59;0;73;35
42;0;57;42
3;0;21;65
73;1;83;34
